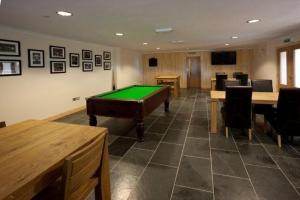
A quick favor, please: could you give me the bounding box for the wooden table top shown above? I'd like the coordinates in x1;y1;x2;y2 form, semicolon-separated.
210;90;279;104
0;120;107;200
211;77;236;81
155;75;180;79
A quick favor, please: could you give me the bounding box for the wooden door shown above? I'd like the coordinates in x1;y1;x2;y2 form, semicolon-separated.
187;57;201;88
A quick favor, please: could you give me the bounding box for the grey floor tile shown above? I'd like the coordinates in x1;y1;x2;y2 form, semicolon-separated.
210;134;237;151
157;116;174;124
110;171;139;200
108;134;119;145
231;129;259;144
247;165;300;200
109;137;136;157
147;122;169;134
151;143;183;167
175;113;191;121
214;174;256;200
273;156;300;187
163;129;186;145
188;125;209;139
264;144;300;158
171;186;213;200
128;163;177;200
184;138;210;158
113;148;153;176
176;156;212;191
237;143;276;167
134;133;163;150
170;120;189;130
212;149;248;178
109;155;122;170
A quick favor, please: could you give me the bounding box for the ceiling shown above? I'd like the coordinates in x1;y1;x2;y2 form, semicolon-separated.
0;0;300;51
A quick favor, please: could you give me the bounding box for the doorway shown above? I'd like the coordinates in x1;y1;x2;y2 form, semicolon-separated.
187;57;201;88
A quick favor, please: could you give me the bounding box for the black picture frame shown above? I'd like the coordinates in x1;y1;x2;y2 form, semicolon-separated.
0;59;22;76
82;50;93;60
69;53;80;67
95;55;102;67
104;62;111;70
83;62;93;72
28;49;45;68
0;39;21;57
103;51;111;60
50;61;66;74
49;45;65;59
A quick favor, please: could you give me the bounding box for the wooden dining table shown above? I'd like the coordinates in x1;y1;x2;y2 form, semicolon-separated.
210;91;279;133
0;120;110;200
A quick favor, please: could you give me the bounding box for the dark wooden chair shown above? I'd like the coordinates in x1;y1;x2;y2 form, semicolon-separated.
236;74;249;86
223;80;241;89
233;72;243;78
215;72;226;76
33;135;105;200
215;74;228;91
0;121;6;128
222;86;253;140
265;88;300;147
251;80;273;123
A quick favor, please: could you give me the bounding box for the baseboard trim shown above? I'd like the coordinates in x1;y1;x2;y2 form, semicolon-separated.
45;106;86;121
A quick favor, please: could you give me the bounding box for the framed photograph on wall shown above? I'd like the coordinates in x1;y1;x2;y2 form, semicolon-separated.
50;61;66;74
0;60;22;76
103;62;111;70
95;55;102;67
103;51;111;60
69;53;80;67
0;39;21;56
28;49;45;68
82;50;93;60
49;45;65;59
83;62;93;72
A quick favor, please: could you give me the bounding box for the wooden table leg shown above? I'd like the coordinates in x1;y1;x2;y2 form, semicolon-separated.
89;115;97;126
136;119;145;142
210;100;218;133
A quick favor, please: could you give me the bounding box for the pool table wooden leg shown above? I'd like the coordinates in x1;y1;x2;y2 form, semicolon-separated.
136;120;145;142
89;115;97;126
164;100;169;112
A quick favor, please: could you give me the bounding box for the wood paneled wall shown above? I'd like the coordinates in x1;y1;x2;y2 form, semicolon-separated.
142;49;254;89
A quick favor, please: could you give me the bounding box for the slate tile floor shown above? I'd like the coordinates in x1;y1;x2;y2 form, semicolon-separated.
56;89;300;200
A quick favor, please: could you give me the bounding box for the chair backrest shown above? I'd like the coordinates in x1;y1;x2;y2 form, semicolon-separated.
215;72;226;76
251;80;273;92
276;88;300;135
62;136;105;200
225;86;252;129
233;72;243;78
0;121;6;128
223;80;241;89
216;74;228;91
235;74;249;86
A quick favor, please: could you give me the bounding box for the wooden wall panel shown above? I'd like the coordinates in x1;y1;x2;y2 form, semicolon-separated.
142;49;253;89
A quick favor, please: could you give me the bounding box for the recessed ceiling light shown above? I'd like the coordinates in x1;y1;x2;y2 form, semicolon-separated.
225;43;230;46
155;28;173;33
56;11;73;17
247;19;261;24
231;36;239;39
143;42;148;45
156;47;161;50
115;33;124;36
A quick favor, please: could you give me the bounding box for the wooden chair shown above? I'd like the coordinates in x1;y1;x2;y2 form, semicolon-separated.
233;72;244;78
33;136;105;200
215;74;228;91
235;74;249;86
0;121;6;128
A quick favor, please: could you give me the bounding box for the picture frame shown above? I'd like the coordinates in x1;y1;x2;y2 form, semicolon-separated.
103;62;111;70
0;39;21;57
103;51;111;60
82;50;93;60
0;60;22;76
69;53;80;67
49;45;65;59
82;62;93;72
50;61;66;74
95;55;102;67
28;49;45;68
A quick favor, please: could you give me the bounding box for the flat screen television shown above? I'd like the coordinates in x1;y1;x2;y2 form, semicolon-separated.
211;51;236;65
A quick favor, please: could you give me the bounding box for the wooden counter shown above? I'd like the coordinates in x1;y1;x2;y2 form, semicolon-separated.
155;75;181;97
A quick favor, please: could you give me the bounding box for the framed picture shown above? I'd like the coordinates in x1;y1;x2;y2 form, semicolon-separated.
0;39;21;56
69;53;80;67
82;50;93;60
28;49;45;68
95;55;102;67
83;62;93;72
49;46;65;59
50;61;66;74
104;62;111;70
103;51;111;60
0;60;22;76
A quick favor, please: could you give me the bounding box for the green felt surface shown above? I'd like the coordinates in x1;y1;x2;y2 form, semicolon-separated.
97;85;162;100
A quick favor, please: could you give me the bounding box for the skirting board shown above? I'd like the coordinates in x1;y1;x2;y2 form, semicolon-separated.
44;106;86;121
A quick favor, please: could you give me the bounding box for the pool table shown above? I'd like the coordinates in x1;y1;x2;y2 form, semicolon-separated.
86;85;170;142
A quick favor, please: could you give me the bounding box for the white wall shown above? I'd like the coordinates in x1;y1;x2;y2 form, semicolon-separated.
253;29;300;91
115;48;143;88
0;26;142;125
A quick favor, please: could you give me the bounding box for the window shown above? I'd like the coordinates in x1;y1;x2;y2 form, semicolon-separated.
280;51;287;85
294;49;300;88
